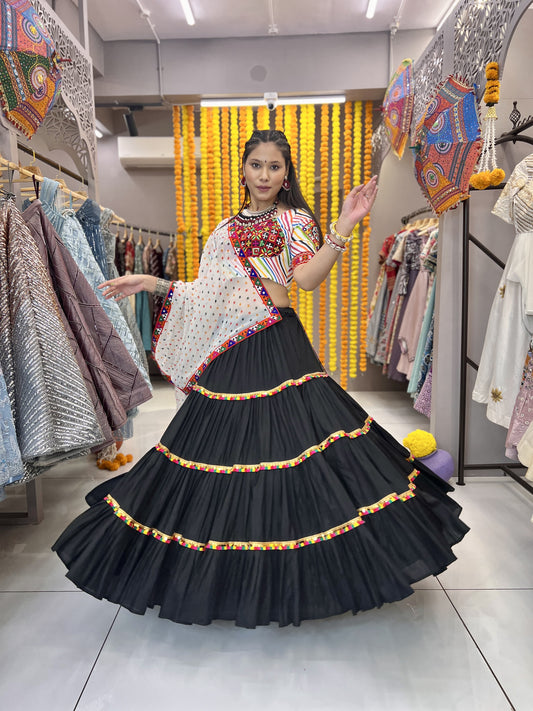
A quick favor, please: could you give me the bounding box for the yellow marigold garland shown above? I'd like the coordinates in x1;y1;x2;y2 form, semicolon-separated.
181;106;194;281
359;101;374;372
297;105;308;329
284;106;298;310
207;108;216;235
470;62;505;189
328;102;341;373
305;105;316;340
246;106;254;141
200;107;210;246
172;106;185;235
257;105;270;131
350;101;363;378
275;105;284;132
221;107;231;220
285;105;298;172
340;101;353;389
318;103;330;364
239;106;248;172
186;106;200;277
212;108;223;229
230;106;241;213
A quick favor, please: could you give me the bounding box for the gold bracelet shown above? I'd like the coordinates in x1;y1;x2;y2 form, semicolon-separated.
329;221;353;244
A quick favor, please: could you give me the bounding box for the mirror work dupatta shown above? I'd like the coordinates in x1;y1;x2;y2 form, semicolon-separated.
152;219;281;405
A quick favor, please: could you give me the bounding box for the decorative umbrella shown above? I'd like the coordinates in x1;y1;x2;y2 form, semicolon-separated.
0;0;62;138
413;75;482;216
382;58;414;159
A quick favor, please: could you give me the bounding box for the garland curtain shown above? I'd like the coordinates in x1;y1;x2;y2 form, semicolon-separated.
172;102;374;382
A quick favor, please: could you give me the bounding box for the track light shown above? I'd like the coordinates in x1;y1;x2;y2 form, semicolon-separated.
180;0;196;26
366;0;378;20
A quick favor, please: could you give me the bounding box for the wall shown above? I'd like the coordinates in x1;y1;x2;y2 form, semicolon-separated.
94;32;391;102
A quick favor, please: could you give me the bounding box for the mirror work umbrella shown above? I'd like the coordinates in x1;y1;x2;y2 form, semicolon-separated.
0;0;62;138
412;76;482;216
382;58;414;159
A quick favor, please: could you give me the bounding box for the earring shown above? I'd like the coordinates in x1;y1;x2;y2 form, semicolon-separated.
240;176;246;187
282;177;290;191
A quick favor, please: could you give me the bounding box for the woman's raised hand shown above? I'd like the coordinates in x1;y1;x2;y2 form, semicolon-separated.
335;175;378;237
98;274;151;301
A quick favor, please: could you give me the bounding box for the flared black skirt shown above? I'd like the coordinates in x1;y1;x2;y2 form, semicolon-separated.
53;308;468;628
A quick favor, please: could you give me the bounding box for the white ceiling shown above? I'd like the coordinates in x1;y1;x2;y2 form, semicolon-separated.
87;0;458;42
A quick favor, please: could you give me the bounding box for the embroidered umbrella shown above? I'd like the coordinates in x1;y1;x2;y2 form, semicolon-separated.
0;0;62;138
412;75;482;216
382;58;414;159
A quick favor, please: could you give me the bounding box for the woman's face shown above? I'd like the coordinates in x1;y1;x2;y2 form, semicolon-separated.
243;142;287;210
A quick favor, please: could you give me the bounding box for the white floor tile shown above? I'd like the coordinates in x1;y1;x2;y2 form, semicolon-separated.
0;478;98;592
0;591;117;711
437;480;533;590
447;590;533;711
75;591;510;711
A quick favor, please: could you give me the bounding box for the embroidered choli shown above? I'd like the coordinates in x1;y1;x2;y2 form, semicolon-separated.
231;208;319;287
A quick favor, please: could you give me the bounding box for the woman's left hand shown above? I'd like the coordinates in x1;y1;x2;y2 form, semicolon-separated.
335;175;378;237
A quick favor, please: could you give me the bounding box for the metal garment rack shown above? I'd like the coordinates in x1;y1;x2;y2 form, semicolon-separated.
457;118;533;494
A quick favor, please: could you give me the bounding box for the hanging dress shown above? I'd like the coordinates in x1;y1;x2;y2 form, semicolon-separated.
100;208;149;379
0;198;105;482
0;361;23;499
39;179;152;392
53;208;468;628
472;155;533;428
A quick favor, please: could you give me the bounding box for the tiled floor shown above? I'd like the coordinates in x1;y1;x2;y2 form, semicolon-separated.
1;382;532;711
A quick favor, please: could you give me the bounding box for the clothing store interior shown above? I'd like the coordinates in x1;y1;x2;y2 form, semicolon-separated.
1;0;533;709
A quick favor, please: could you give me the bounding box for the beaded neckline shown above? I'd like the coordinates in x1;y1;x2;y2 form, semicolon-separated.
238;202;278;223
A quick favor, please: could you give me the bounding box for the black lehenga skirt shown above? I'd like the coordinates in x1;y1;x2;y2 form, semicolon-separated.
53;308;468;628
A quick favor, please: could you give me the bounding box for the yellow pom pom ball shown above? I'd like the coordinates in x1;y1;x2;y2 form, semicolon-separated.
403;429;437;458
470;171;492;190
490;168;505;186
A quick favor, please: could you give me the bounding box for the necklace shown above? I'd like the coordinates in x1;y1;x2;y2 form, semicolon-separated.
240;201;278;221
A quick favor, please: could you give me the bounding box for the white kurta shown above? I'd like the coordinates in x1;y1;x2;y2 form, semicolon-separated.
472;155;533;428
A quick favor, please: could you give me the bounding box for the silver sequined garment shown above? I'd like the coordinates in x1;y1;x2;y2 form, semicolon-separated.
0;199;105;483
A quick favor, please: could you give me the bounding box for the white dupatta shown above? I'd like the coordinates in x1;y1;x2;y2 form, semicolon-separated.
153;219;281;406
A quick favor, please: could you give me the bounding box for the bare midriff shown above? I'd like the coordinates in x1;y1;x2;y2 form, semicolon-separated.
263;278;291;308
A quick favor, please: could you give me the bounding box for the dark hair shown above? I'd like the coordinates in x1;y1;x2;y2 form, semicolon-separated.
235;129;323;244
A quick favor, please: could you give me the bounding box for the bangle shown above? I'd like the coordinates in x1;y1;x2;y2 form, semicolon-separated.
325;234;347;252
329;221;353;244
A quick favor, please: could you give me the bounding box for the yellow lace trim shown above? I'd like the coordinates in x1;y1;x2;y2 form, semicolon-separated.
155;416;373;474
190;371;328;400
104;469;419;551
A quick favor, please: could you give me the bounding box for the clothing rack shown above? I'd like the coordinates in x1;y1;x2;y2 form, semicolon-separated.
457;116;533;496
17;142;87;185
400;206;435;225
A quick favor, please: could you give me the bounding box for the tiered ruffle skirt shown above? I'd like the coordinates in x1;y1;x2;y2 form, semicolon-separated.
53;308;468;627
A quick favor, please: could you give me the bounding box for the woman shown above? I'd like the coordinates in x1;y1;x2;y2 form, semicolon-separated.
53;130;468;628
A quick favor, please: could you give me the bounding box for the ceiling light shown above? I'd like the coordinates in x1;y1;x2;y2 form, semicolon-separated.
95;128;103;139
180;0;196;26
200;95;346;108
366;0;378;20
